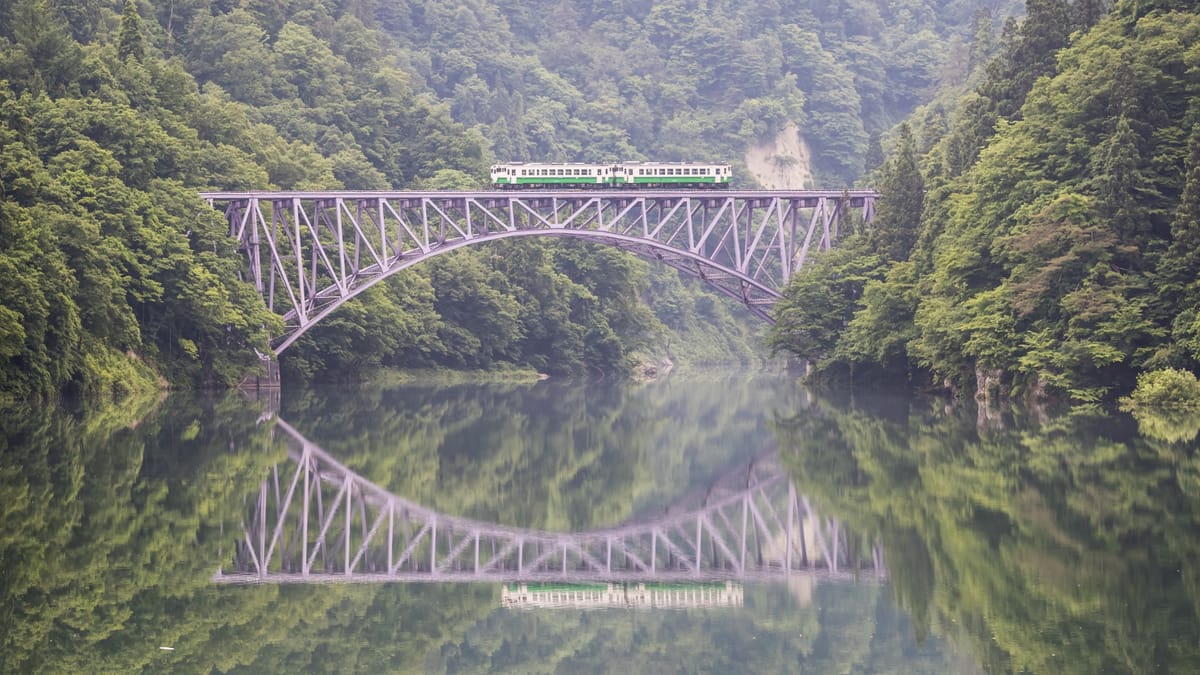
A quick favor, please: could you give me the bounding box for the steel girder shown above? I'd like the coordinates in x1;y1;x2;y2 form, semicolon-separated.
214;418;885;585
202;190;878;353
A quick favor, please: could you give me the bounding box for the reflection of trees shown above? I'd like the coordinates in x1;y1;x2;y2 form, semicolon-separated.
1127;405;1200;444
776;394;1200;673
0;377;975;673
0;393;498;674
0;393;283;672
278;374;792;531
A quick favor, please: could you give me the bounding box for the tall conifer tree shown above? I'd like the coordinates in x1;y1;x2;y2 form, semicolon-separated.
117;0;144;61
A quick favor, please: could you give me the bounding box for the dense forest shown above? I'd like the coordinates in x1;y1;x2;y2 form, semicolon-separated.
0;0;1019;400
768;0;1200;404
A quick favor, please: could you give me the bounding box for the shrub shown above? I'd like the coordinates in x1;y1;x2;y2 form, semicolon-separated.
1122;368;1200;410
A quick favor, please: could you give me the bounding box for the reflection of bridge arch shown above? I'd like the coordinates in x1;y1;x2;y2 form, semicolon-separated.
203;190;877;352
215;419;884;584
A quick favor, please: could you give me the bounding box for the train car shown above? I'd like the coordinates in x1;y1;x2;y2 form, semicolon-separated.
613;162;731;188
491;162;731;188
491;162;611;188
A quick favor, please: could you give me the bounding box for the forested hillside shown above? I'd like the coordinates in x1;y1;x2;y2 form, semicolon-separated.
769;0;1200;403
372;0;1017;183
0;0;1013;399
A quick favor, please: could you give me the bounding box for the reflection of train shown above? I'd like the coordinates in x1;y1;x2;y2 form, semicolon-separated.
491;162;732;189
500;581;743;609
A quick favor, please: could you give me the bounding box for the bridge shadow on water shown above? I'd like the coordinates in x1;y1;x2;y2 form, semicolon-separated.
216;416;886;594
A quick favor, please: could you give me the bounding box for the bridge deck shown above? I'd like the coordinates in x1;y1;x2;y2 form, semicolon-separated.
202;189;878;201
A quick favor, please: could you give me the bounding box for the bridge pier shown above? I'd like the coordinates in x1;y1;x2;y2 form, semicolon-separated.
238;350;280;390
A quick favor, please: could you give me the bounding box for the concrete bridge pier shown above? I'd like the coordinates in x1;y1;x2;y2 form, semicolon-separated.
238;349;280;391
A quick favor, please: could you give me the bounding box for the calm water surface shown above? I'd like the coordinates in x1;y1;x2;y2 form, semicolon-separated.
2;373;1197;673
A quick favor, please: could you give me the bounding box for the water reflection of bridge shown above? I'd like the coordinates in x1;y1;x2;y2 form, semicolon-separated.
215;419;884;585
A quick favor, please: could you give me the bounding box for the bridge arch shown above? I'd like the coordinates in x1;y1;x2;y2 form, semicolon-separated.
217;417;886;584
204;190;877;354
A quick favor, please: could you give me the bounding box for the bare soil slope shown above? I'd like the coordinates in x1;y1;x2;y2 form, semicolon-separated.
744;124;813;189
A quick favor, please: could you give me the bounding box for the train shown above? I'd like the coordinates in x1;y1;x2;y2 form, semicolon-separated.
490;161;732;189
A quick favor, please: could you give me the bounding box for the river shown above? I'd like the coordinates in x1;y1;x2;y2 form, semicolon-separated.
1;372;1197;673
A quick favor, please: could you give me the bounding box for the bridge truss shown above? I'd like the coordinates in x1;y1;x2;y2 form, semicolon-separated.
202;190;877;352
215;419;885;585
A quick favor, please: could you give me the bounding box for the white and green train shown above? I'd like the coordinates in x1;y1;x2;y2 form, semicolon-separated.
490;161;732;189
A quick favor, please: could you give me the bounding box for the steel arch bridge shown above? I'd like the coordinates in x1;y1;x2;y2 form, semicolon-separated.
215;418;884;585
203;190;877;353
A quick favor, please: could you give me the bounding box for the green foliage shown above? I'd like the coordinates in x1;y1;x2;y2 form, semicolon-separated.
376;0;1019;183
1122;368;1200;410
0;0;1038;395
867;123;924;262
116;0;144;62
767;237;885;375
773;5;1200;402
